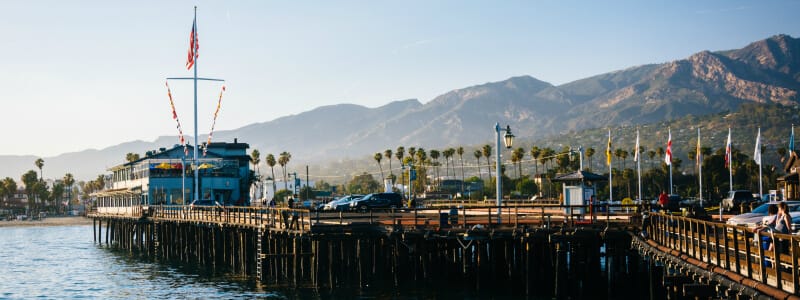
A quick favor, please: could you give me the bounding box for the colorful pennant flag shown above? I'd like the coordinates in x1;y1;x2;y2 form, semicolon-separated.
725;128;732;169
204;85;226;156
664;128;672;165
633;131;639;162
606;130;612;166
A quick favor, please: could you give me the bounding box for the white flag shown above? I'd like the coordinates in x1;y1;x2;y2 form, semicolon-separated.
754;128;762;166
633;131;640;162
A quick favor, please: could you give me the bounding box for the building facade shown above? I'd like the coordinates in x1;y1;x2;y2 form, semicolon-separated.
94;140;251;210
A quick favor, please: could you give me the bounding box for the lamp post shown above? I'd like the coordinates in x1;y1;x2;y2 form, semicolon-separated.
495;123;514;224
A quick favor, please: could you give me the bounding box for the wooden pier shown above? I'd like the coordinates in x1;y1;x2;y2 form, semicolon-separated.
88;204;800;298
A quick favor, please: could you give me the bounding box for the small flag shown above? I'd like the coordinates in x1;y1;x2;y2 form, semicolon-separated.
606;130;612;166
791;125;795;153
725;128;732;169
633;130;639;162
754;128;762;166
665;128;672;165
186;16;199;70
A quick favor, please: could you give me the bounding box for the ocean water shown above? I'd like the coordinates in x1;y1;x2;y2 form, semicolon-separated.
0;225;505;299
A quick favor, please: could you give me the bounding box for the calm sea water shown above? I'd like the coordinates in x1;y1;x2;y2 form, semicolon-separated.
0;225;505;299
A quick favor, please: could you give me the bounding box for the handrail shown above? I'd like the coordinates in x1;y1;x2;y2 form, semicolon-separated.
645;213;800;294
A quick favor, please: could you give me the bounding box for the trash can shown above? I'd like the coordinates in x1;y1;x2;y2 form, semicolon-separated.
449;208;459;226
439;213;449;228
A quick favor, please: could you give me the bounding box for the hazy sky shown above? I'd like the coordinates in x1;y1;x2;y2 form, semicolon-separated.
2;1;798;157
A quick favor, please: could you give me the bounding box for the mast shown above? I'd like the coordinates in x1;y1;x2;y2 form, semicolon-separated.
193;6;199;202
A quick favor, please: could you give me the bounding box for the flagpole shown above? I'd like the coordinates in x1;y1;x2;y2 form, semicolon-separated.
668;127;673;195
698;128;703;207
729;128;733;192
757;127;763;200
192;6;200;203
608;129;613;203
636;130;641;203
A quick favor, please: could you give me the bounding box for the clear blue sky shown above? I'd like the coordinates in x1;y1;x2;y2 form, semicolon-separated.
2;1;798;157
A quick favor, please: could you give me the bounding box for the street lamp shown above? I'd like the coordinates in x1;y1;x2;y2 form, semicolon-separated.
495;123;514;224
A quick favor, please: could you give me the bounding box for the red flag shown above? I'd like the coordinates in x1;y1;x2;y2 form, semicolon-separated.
186;17;198;70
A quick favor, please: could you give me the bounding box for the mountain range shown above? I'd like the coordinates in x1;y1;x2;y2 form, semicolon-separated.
3;34;800;182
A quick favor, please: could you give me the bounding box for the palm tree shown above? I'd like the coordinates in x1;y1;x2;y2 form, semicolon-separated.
473;150;483;180
457;147;465;195
647;150;656;171
614;149;623;171
530;146;541;176
278;152;291;191
443;148;453;178
374;152;384;182
510;149;521;178
430;149;440;187
408;147;417;164
396;147;405;190
482;144;492;178
63;173;75;211
266;154;277;197
384;149;393;184
125;153;140;163
250;149;261;176
585;147;595;171
514;147;525;178
35;158;44;181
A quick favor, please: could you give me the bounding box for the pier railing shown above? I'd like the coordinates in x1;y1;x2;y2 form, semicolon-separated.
646;213;800;294
91;203;643;232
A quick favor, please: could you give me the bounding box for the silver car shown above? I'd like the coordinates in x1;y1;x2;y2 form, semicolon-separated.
322;195;364;211
726;201;800;229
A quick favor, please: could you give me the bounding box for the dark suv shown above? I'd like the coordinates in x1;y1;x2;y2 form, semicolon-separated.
721;190;755;211
350;193;403;211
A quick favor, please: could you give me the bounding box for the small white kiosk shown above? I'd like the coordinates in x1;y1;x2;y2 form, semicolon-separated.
552;170;606;216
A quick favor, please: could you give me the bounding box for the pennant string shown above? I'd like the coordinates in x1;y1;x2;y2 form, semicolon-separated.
204;85;226;156
166;81;189;156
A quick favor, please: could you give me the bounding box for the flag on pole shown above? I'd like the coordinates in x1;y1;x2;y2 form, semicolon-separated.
186;16;199;70
754;128;762;166
606;130;612;166
633;131;640;162
791;125;795;153
725;128;732;169
665;128;672;165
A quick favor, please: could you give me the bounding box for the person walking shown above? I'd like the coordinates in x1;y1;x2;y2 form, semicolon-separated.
658;191;669;212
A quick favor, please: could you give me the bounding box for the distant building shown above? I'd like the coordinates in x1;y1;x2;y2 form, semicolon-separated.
93;140;251;210
778;151;800;199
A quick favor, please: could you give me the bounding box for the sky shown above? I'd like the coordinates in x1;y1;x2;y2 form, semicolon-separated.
1;0;799;157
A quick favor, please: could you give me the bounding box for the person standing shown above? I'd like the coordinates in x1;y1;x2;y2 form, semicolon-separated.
658;191;669;212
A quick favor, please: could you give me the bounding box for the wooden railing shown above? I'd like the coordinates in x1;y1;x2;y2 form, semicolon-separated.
646;213;800;294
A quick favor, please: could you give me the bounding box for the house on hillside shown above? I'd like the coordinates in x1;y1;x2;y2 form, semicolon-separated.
93;139;251;210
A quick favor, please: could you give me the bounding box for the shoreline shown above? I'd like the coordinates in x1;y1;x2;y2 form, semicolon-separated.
0;216;93;228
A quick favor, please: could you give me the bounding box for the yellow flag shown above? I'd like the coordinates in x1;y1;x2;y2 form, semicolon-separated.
606;130;612;166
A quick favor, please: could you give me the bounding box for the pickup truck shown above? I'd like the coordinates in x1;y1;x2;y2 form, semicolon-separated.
721;190;756;211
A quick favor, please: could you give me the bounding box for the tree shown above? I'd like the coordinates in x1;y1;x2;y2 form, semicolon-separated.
374;152;384;182
250;149;261;176
278;152;292;191
585;147;595;171
266;153;277;197
2;177;17;200
473;150;482;180
21;170;38;210
443;148;454;178
482;144;493;178
511;148;523;178
384;149;394;184
63;173;75;210
530;146;542;175
125;152;140;163
457;147;465;195
430;149;440;187
35;158;44;181
347;172;380;194
396;147;405;188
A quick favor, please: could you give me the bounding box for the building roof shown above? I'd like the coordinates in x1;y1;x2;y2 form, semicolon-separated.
551;170;607;182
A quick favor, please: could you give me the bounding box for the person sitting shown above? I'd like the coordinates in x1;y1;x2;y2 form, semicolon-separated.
769;202;792;252
754;204;778;245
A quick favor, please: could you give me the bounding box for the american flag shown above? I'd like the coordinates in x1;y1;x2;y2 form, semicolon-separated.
186;17;198;70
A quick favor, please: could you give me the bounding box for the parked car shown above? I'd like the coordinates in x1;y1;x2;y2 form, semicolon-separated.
322;195;364;211
350;192;403;211
726;201;800;229
721;190;756;211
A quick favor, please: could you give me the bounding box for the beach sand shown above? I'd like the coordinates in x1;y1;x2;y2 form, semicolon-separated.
0;216;93;228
